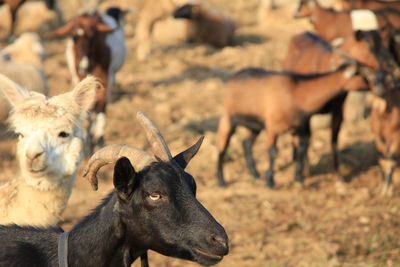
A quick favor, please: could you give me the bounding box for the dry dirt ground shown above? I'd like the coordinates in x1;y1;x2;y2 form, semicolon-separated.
0;0;399;266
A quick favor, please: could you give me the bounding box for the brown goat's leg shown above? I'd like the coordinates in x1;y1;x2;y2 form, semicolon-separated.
265;133;277;188
6;0;24;41
331;93;346;178
7;7;17;41
294;135;310;184
379;158;396;197
216;114;236;187
292;135;299;162
242;128;261;179
270;0;277;9
294;122;311;184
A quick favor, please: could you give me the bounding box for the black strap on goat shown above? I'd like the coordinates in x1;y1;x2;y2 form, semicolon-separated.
58;231;70;267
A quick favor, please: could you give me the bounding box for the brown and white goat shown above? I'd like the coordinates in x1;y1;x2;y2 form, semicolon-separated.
49;7;127;151
216;61;381;188
173;3;235;48
339;0;400;10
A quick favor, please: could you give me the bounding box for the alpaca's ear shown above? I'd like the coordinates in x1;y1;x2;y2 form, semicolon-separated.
71;75;99;111
0;73;30;107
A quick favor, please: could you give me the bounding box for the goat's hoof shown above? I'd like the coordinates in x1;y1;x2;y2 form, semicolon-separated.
265;171;275;188
292;181;304;190
266;179;275;188
251;172;260;180
338;173;349;183
295;175;304;184
266;182;274;188
218;181;228;188
380;183;394;197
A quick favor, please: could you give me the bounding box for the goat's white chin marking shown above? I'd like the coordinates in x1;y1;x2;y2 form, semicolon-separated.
78;56;89;75
351;10;379;31
77;28;85;36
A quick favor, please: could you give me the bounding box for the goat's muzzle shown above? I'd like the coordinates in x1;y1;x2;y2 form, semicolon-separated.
190;227;229;266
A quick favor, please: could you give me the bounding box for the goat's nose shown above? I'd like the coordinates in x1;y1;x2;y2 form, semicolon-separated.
209;234;229;255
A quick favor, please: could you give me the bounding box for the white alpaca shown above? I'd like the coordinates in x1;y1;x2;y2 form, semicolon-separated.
0;74;98;227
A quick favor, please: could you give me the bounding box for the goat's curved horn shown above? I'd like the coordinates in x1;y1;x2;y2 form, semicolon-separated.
136;112;172;161
83;144;155;190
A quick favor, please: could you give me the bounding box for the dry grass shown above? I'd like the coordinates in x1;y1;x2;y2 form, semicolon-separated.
0;0;399;266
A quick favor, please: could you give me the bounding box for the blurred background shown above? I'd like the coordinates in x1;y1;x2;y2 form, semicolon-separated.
0;0;399;266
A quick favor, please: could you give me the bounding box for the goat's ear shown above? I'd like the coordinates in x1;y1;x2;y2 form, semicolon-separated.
71;75;99;111
0;73;30;107
96;23;114;33
47;21;75;38
173;136;204;169
114;157;137;198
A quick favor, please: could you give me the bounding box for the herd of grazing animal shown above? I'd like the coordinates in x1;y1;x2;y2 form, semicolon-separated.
217;0;400;196
0;0;399;266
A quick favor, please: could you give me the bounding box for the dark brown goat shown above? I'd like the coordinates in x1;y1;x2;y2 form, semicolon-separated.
340;0;400;10
173;3;235;48
216;61;378;188
0;0;58;40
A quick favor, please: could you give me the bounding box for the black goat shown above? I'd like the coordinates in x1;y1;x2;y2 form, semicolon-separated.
0;112;229;267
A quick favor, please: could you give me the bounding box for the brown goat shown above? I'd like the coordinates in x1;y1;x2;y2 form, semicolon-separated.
282;30;400;178
340;0;400;10
370;90;400;196
282;31;378;174
216;61;378;188
173;3;235;48
294;0;400;45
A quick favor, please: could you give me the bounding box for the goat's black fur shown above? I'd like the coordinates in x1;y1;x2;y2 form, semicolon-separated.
173;4;195;19
0;140;228;267
231;63;353;83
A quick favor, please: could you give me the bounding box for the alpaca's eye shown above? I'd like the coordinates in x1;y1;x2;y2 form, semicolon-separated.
58;131;70;138
149;193;161;201
16;132;24;138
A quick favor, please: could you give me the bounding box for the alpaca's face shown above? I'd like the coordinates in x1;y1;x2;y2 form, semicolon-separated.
0;74;97;190
12;103;85;190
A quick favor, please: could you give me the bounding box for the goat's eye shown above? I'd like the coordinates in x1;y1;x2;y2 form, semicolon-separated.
58;131;70;138
149;193;161;201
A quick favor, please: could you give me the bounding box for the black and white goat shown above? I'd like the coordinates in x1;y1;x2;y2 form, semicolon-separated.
0;112;229;267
